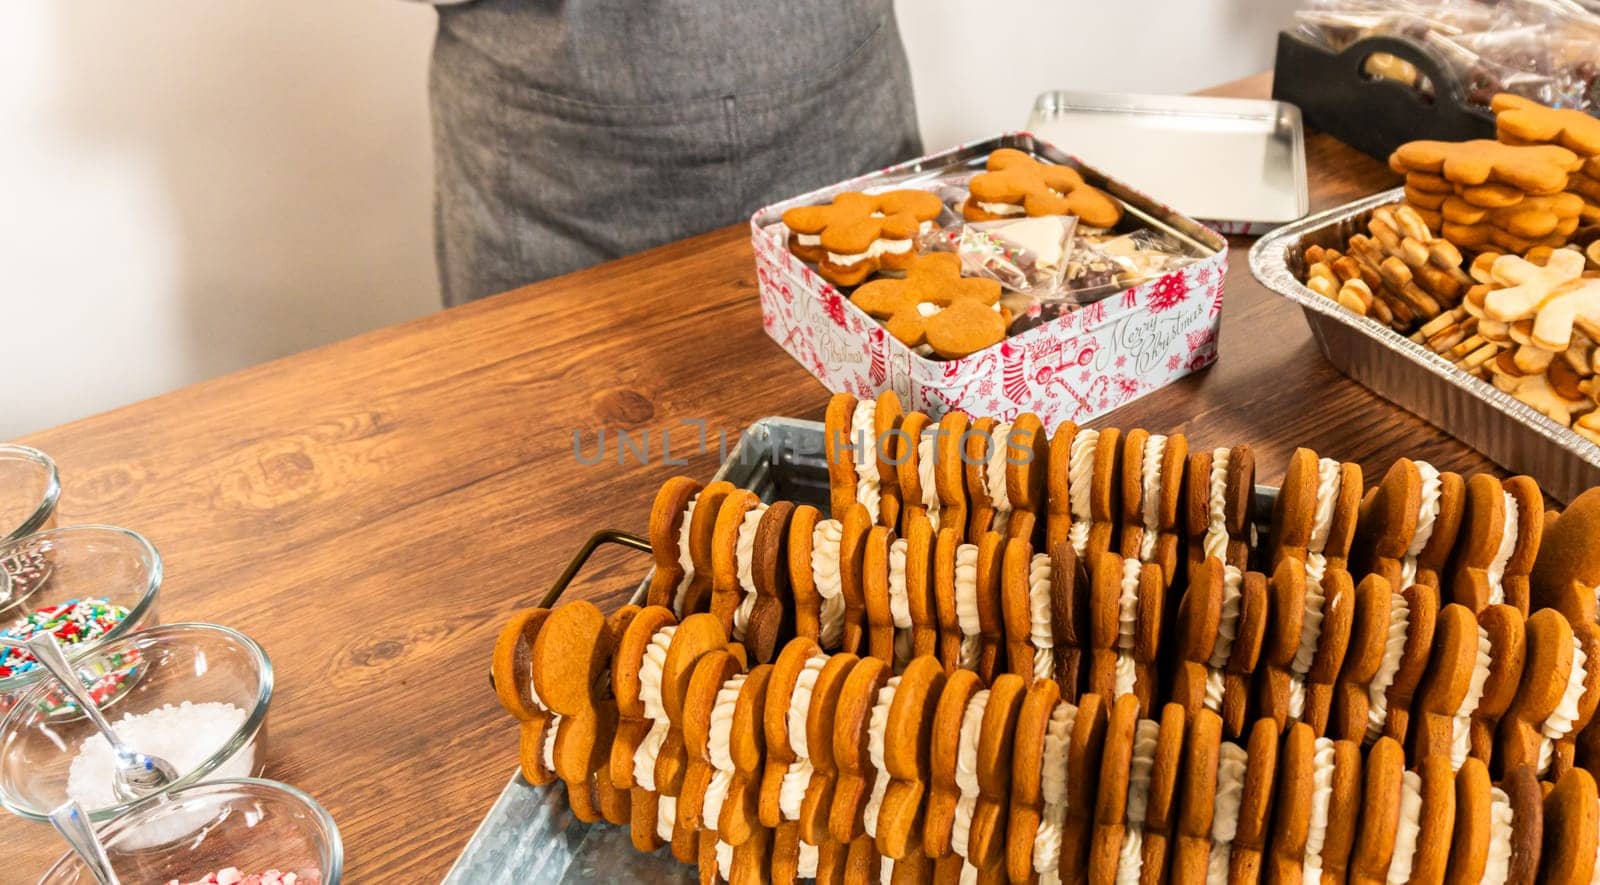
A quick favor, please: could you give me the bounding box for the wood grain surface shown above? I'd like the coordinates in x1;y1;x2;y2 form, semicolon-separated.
7;72;1470;880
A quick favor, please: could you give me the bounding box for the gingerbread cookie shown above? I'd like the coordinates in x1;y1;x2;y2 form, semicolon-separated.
788;504;848;652
783;189;943;287
1089;552;1164;716
1119;429;1188;587
1531;487;1600;626
1186;445;1255;573
1005;678;1064;884
1368;585;1439;749
826;393;889;527
1328;575;1392;744
1390;139;1582;195
760;639;824;883
1172;707;1223;884
1409;603;1491;766
895;411;944;536
1170;557;1224;720
963;147;1123;229
934;410;972;542
966;414;1048;542
877;656;946;864
1449;474;1543;614
861;526;898;667
968;673;1027;874
723;665;774;867
837;503;874;657
647;476;704;611
798;652;858;877
971;530;1009;684
1050;538;1092;701
677;480;737;617
1088;693;1143;885
853;252;1010;359
1494;94;1600;157
1353;458;1462;593
1468;605;1528;771
1345;736;1404;885
1049;422;1123;564
1264;725;1321;885
676;649;744;868
1501;609;1590;776
1539;767;1600;885
924;667;983;863
1268;448;1363;574
828;655;892;845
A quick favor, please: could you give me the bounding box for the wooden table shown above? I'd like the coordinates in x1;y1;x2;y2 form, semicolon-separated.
8;72;1478;880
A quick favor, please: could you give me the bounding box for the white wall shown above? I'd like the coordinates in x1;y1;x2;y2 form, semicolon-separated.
1;1;1296;439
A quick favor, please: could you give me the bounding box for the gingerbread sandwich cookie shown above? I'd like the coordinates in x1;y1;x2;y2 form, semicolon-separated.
1020;691;1091;884
647;476;704;612
1120;428;1189;585
1501;609;1592;776
709;489;765;644
743;501;796;664
678;480;737;617
828;655;892;877
1363;585;1439;748
531;601;624;824
722;665;775;882
1449;474;1543;614
923;668;983;863
1005;678;1064;884
1050;539;1092;701
963;148;1124;229
1530;487;1600;625
1266;727;1347;885
1539;767;1600;885
1049;422;1123;563
837;502;874;656
607;605;681;850
492;607;565;798
861;525;898;668
1200;732;1252;883
1296;561;1356;736
783;189;943;287
798;652;858;881
1329;575;1393;743
1001;537;1062;685
876;656;947;869
760;638;825;883
1060;692;1111;884
676;649;744;868
935;410;971;543
1090;552;1164;715
1466;605;1529;770
1170;707;1222;884
1385;755;1457;885
1100;696;1166;885
1268;448;1362;573
1224;718;1280;884
1410;603;1491;767
967;673;1028;874
895;411;944;536
1187;444;1255;572
825;393;885;526
789;504;848;652
1169;557;1223;718
1358;458;1464;593
1344;736;1405;885
1207;565;1268;740
934;674;997;879
1550;621;1600;780
967;413;1049;542
1137;704;1187;885
971;530;1009;683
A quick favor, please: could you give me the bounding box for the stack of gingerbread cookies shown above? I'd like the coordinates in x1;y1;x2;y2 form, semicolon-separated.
1392;137;1585;254
498;394;1600;882
1493;93;1600;227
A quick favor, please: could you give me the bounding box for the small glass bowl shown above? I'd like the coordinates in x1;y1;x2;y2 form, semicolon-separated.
0;445;60;543
0;622;272;822
0;525;163;711
38;778;342;885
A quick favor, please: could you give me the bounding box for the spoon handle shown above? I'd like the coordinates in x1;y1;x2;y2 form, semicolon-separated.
49;801;122;885
21;634;132;755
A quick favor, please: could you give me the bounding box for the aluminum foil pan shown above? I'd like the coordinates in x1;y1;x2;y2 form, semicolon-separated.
1249;187;1600;503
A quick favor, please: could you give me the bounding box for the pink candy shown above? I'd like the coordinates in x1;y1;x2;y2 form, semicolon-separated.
165;869;299;885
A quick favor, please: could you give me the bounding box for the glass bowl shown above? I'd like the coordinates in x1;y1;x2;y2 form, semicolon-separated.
38;778;342;885
0;622;272;822
0;525;163;711
0;444;60;543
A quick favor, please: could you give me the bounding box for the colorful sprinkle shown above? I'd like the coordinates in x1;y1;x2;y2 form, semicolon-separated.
0;598;130;678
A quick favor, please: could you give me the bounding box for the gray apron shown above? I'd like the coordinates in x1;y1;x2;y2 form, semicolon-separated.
430;0;923;305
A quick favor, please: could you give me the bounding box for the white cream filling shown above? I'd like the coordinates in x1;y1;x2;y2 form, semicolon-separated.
1308;458;1341;556
951;689;991;859
1590;828;1600;885
1288;553;1328;720
732;504;768;641
1483;788;1514;885
1539;643;1590;773
917;433;942;532
1115;558;1141;698
862;676;901;838
703;770;733;830
633;624;678;790
987;422;1014;533
1203;448;1232;564
1207;743;1249;885
812;519;846;650
1068;430;1100;558
1116;720;1159;884
850;401;882;518
827;237;914;266
1138;435;1168;563
1035;701;1078;878
1450;624;1494;770
673;494;699;615
542;713;562;772
656;794;677;841
716;839;733;879
797;841;819;879
1204;565;1245;714
1116;827;1144;885
1301;737;1336;885
955;543;982;670
1398;462;1442;589
1486;492;1519;606
976;200;1028;216
1029;553;1057;681
781;653;827;821
889;538;913;630
708;674;745;772
1366;593;1411;745
779;758;814;823
1385;770;1423;885
795;233;821;247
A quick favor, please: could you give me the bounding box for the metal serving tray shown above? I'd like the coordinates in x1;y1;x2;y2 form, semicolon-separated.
448;417;1283;882
1027;91;1309;235
1249;187;1600;503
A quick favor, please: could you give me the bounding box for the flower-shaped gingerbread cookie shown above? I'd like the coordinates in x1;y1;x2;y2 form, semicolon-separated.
963;148;1123;229
782;190;943;288
849;252;1008;359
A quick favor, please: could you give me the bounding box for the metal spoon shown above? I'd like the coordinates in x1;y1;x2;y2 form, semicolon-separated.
48;800;122;885
0;632;178;801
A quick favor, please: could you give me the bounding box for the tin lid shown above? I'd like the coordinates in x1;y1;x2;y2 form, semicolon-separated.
1027;91;1310;234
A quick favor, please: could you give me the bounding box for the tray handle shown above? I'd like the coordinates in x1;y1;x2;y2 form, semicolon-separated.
538;529;652;609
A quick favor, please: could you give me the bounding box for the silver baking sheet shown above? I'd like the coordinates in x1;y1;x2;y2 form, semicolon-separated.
1028;91;1309;235
447;417;1283;883
1249;187;1600;503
